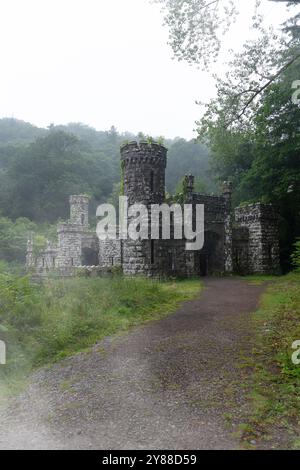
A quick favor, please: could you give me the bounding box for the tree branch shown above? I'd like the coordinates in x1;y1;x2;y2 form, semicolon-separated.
225;51;300;127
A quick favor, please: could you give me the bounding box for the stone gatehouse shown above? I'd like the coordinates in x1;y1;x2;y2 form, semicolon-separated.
26;141;280;277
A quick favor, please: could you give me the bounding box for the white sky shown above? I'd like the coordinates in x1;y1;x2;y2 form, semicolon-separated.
0;0;295;139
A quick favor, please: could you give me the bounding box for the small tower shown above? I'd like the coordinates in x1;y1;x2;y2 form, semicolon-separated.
121;141;167;205
56;195;90;271
120;141;168;276
69;195;89;227
184;174;195;203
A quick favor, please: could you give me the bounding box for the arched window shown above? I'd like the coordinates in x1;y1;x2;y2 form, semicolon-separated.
81;214;85;225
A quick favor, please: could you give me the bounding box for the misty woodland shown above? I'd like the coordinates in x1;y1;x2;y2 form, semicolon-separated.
0;0;300;452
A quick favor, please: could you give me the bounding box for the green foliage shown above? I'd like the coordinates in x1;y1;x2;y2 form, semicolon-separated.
0;118;45;145
0;273;201;399
166;138;215;194
197;38;300;270
0;119;214;232
240;273;300;446
291;239;300;272
155;1;300;69
154;0;239;68
0;215;56;264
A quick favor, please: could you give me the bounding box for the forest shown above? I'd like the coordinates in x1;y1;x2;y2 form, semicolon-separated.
0;118;213;266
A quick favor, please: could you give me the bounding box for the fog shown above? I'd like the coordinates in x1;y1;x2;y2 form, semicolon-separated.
0;0;291;138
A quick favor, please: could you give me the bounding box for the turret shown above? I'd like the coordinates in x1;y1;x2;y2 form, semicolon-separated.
120;141;167;205
120;141;168;276
69;195;89;227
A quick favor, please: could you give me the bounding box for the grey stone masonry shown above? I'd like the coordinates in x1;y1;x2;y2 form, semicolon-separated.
98;226;122;268
56;223;83;268
235;203;280;274
222;181;233;273
121;141;167;276
70;195;89;227
26;141;281;278
26;194;99;277
121;141;167;205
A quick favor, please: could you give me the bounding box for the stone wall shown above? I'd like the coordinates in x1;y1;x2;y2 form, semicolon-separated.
191;193;230;274
25;143;281;278
232;226;249;275
99;233;122;268
69;195;89;227
56;223;83;268
235;203;280;274
26;195;99;277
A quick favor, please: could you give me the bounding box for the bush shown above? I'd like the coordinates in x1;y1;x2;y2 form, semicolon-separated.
0;273;201;399
291;239;300;272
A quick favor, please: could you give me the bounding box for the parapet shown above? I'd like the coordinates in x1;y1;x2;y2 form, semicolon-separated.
69;194;90;205
235;203;278;224
120;141;167;166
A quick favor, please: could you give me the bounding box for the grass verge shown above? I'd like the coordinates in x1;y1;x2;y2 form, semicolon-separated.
237;272;300;448
0;272;201;402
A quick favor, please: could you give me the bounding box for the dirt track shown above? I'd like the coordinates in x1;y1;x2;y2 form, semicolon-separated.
0;278;265;450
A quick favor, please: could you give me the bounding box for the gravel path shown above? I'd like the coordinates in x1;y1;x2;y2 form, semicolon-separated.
0;278;265;450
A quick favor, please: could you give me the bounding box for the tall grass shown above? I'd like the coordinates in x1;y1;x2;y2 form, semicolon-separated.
239;272;300;447
0;270;201;400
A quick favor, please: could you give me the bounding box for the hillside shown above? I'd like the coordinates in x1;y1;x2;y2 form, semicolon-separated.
0;118;215;223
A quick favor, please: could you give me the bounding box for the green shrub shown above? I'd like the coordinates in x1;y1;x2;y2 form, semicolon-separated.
0;273;201;399
291;239;300;272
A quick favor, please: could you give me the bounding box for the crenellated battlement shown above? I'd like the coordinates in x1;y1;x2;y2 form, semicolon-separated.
120;141;167;167
235;203;278;224
25;132;280;278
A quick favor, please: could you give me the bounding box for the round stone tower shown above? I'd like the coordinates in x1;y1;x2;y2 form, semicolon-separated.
120;141;167;205
69;195;89;227
120;141;168;276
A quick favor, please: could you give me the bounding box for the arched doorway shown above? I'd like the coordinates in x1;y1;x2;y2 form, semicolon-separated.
81;247;99;266
196;230;221;276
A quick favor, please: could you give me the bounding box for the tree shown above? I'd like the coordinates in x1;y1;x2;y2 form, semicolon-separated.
200;56;300;269
0;119;215;229
0;131;107;222
155;1;300;65
166;138;215;193
155;1;300;122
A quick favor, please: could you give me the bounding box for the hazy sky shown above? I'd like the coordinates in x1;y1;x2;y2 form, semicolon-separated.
0;0;294;139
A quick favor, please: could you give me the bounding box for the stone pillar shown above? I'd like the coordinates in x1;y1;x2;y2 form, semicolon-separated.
222;181;233;272
56;224;83;271
98;226;122;268
184;174;195;203
69;195;89;227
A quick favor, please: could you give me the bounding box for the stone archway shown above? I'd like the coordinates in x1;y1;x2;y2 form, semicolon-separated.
196;230;222;276
81;247;99;266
